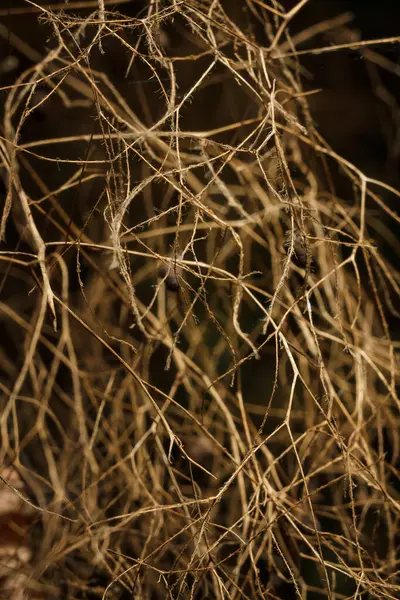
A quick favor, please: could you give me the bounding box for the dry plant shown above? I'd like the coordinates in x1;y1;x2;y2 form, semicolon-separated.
0;0;400;598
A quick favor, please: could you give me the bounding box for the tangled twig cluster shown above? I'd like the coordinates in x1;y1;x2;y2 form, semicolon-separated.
0;1;399;598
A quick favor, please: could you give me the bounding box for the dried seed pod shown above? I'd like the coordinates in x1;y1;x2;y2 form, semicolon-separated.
158;261;182;291
284;229;316;273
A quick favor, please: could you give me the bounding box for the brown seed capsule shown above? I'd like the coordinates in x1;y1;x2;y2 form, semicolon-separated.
284;230;316;273
158;262;182;291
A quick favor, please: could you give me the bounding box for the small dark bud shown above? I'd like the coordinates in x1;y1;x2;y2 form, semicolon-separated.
284;230;317;273
158;262;182;292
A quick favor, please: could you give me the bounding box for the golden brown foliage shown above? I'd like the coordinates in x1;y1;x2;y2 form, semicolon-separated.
0;1;399;598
